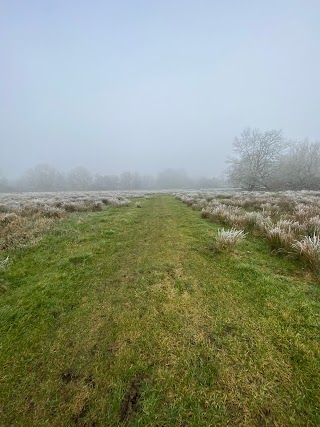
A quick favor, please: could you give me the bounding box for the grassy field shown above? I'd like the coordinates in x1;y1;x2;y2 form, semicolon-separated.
0;195;319;426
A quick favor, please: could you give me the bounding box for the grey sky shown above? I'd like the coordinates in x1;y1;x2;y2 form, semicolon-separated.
1;0;320;178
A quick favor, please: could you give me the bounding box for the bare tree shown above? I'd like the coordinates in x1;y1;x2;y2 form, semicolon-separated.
67;166;92;190
92;174;120;190
19;164;65;192
276;140;320;190
156;169;191;189
0;170;10;193
228;127;287;190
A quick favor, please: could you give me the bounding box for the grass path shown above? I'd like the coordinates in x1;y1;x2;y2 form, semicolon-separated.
0;196;319;426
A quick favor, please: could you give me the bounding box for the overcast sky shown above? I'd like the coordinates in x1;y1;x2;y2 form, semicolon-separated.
1;0;320;178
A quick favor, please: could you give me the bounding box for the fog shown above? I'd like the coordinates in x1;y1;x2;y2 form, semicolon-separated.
1;1;320;180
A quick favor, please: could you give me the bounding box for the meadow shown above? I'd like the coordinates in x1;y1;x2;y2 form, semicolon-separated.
0;191;319;426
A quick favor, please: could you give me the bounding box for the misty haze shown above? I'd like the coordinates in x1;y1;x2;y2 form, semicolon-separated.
1;1;320;189
1;2;320;426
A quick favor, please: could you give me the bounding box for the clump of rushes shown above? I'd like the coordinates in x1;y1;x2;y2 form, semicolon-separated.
292;234;320;272
264;226;295;253
231;211;264;231
306;216;320;237
276;219;305;236
210;228;247;253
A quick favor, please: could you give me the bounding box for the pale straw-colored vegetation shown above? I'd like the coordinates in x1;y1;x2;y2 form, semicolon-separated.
0;191;151;251
176;190;320;272
211;227;247;252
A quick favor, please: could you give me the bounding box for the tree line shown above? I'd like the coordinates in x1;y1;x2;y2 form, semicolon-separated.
0;167;225;193
2;128;319;192
228;128;320;191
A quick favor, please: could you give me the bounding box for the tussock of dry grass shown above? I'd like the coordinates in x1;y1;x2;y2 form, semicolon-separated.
264;226;295;252
210;228;247;253
0;212;54;251
292;234;320;272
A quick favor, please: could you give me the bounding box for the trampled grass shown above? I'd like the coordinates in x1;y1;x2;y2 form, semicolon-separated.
0;196;319;426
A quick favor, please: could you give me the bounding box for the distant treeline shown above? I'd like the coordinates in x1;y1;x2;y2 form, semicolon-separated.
0;166;225;193
3;130;320;193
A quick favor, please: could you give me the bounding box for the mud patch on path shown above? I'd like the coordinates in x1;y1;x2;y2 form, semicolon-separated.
119;374;146;422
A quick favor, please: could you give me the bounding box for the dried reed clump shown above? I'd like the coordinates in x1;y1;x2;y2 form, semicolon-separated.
204;206;226;223
61;201;103;212
100;197;130;207
254;216;273;235
201;205;242;226
59;203;86;213
232;211;265;231
41;206;65;218
264;226;295;252
275;219;306;237
294;204;320;223
201;208;211;219
111;198;131;207
90;201;104;211
0;204;10;213
210;228;247;253
191;198;208;210
305;216;320;237
292;234;320;272
261;202;280;216
0;214;53;251
0;213;20;225
0;206;63;251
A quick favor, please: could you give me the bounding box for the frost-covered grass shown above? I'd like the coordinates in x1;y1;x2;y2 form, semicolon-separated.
292;234;320;272
0;190;139;211
0;191;153;251
0;196;319;426
264;226;295;253
176;190;320;273
211;228;247;252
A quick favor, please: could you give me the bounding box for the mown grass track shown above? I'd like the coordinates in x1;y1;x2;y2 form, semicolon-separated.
0;196;319;426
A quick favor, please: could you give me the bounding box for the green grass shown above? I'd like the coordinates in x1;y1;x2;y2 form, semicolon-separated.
0;196;319;426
